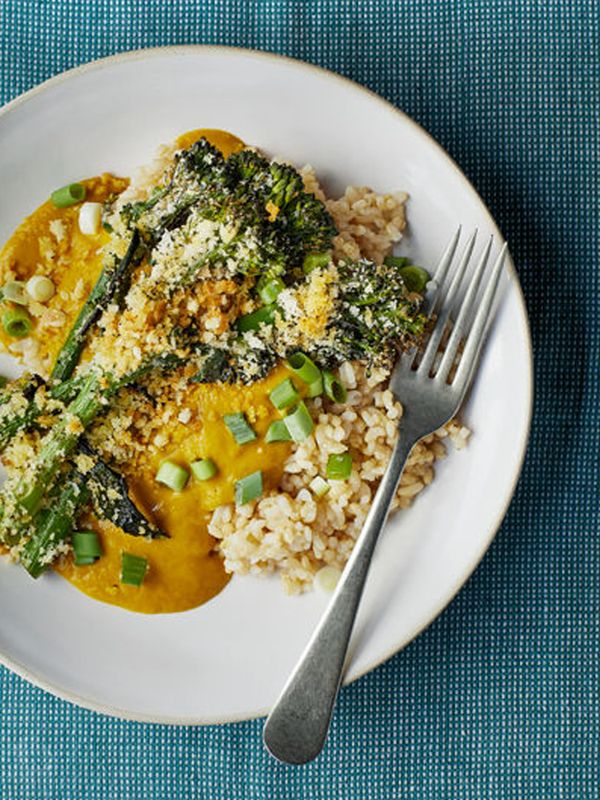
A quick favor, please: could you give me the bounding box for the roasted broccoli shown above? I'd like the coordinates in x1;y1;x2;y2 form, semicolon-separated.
322;258;427;365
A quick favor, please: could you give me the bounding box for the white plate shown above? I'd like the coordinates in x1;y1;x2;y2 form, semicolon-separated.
0;47;532;724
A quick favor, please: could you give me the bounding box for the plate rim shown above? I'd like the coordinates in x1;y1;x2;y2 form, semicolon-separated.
0;44;534;725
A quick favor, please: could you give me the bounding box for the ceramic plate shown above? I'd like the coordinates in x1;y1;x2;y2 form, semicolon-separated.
0;47;532;723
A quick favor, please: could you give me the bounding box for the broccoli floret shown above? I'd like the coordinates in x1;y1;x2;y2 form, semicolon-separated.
225;148;336;273
226;150;304;211
124;139;337;284
311;259;426;368
122;139;229;240
282;192;337;254
267;162;305;209
182;138;229;189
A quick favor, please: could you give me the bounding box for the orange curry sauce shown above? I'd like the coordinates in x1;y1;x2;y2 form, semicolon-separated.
0;129;292;613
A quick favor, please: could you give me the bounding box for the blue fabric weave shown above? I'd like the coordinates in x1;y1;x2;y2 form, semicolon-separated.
0;1;598;798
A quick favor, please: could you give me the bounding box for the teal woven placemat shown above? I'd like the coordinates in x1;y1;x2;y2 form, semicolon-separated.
0;1;598;798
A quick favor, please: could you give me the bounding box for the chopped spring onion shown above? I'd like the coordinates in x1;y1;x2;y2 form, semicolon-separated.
309;476;330;498
283;401;314;443
257;276;285;305
326;452;352;480
190;458;218;481
307;374;324;397
265;419;292;443
0;376;7;389
235;304;277;332
223;412;257;444
155;460;189;491
383;255;411;269
399;265;430;293
2;307;32;338
25;275;55;303
235;470;263;506
287;352;321;384
323;371;347;404
3;281;28;306
78;201;103;235
72;530;102;566
302;252;331;274
269;377;299;410
314;565;342;593
120;552;148;587
50;182;86;208
307;375;324;398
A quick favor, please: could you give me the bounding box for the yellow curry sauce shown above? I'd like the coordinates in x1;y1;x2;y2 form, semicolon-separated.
0;173;128;367
0;129;293;613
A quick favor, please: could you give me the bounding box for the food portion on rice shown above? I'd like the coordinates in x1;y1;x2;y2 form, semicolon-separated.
0;128;467;612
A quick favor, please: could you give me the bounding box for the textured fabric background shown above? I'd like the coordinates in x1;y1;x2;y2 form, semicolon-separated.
0;1;598;798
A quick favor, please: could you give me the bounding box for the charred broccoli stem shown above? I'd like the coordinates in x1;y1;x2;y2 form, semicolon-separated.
19;473;90;579
0;374;45;450
16;372;104;515
50;230;142;383
0;373;108;456
11;349;188;523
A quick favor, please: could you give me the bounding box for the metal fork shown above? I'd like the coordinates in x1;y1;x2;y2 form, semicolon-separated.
263;229;508;765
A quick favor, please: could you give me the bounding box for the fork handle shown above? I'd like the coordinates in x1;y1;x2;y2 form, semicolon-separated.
263;429;418;764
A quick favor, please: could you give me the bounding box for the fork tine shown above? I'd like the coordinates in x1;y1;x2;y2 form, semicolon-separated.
417;230;477;376
431;225;461;284
400;227;463;371
423;226;461;316
452;243;508;391
435;237;493;383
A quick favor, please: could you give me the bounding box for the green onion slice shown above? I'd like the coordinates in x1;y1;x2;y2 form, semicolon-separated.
190;458;218;481
265;419;292;443
383;254;411;269
269;377;300;410
223;412;257;445
287;352;321;384
302;252;331;274
283;401;314;443
323;371;347;404
155;460;189;491
72;531;103;566
3;281;28;306
120;552;148;587
235;470;263;506
326;452;352;480
307;374;324;398
235;304;277;332
2;306;32;338
50;182;86;208
257;276;285;305
399;265;430;293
